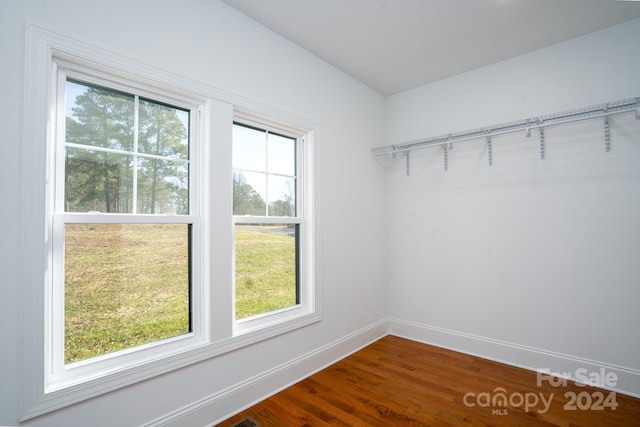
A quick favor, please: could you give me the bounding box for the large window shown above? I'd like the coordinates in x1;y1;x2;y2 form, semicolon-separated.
47;59;208;390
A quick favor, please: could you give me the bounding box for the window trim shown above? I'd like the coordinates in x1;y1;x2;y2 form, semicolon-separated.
21;24;320;420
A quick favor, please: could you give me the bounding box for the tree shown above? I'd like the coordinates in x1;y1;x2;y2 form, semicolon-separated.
233;172;266;215
269;180;295;216
137;100;188;214
65;82;188;214
65;85;134;213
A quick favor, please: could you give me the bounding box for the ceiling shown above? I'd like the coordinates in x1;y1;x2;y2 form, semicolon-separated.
222;0;640;96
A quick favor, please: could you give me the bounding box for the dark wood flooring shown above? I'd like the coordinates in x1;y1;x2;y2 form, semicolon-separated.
219;335;640;426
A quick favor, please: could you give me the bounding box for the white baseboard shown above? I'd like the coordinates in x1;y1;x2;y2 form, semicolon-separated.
144;319;388;427
388;317;640;399
146;317;639;427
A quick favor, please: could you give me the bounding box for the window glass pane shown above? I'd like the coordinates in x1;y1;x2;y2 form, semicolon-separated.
65;147;133;213
268;175;295;216
232;124;266;172
138;99;189;159
233;123;297;217
66;80;134;151
64;223;191;364
268;132;296;176
233;170;266;216
235;224;298;320
64;79;191;215
137;158;189;215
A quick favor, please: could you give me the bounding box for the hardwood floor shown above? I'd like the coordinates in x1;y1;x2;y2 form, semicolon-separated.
219;335;640;426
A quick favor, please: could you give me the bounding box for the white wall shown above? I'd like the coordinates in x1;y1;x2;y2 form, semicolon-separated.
0;1;388;425
385;18;640;395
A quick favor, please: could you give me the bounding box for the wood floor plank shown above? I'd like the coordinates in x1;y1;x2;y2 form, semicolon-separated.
218;336;640;426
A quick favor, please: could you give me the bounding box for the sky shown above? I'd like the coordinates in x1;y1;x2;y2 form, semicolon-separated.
232;123;296;206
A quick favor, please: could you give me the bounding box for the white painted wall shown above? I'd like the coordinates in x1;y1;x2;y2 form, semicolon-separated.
0;0;388;425
385;18;640;394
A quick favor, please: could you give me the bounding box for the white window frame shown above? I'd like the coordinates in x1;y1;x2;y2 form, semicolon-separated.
21;25;320;420
47;60;210;392
232;111;316;335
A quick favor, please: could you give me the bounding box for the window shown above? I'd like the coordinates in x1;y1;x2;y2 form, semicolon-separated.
47;58;209;390
23;26;317;419
231;113;316;335
232;123;300;321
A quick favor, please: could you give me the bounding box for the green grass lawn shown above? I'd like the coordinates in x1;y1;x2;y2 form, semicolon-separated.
64;223;296;364
235;225;297;319
64;223;191;364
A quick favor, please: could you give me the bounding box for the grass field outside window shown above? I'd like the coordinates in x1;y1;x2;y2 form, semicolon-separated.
235;224;297;319
64;223;297;362
64;223;191;364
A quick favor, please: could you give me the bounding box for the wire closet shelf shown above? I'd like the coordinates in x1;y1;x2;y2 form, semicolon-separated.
373;97;640;173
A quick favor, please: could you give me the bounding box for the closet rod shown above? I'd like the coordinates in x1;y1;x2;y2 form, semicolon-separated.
373;97;639;157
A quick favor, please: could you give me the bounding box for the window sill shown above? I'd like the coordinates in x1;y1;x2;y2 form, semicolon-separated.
23;310;320;421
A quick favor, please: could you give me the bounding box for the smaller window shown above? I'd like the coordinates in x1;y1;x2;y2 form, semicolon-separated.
232;122;302;320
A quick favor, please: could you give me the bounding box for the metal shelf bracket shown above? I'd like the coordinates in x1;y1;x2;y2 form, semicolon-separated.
604;104;611;152
405;151;410;176
443;136;453;171
443;144;449;171
539;126;545;160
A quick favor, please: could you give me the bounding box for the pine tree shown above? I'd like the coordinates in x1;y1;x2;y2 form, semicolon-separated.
65;82;188;214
